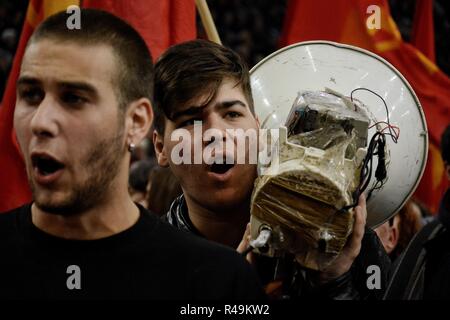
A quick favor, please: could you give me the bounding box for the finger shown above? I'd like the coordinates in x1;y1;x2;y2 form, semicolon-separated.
236;240;246;253
342;204;365;258
354;204;366;239
236;222;251;253
243;222;251;239
246;251;255;265
357;193;367;220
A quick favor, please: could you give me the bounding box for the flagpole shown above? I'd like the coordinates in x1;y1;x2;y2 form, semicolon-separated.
195;0;222;45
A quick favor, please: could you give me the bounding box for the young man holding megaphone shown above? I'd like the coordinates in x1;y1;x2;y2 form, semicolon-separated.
152;39;391;300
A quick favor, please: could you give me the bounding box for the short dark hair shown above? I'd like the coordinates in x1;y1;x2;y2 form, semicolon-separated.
441;124;450;164
29;8;153;111
153;39;254;134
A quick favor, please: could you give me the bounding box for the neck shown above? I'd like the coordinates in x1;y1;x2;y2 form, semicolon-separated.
31;179;139;240
184;194;250;248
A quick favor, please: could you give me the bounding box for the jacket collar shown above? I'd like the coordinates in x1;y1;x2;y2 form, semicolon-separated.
165;194;204;238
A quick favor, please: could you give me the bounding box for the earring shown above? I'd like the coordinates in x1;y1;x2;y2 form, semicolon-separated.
128;142;136;153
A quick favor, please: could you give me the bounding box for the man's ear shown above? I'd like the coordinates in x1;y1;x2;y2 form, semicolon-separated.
386;219;400;254
153;129;169;167
126;98;153;147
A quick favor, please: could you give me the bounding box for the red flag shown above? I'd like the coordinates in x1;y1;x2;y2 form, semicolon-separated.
82;0;196;60
280;0;450;213
411;0;435;62
0;0;196;212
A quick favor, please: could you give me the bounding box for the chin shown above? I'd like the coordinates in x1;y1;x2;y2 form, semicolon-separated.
33;191;82;216
203;187;252;212
35;201;85;216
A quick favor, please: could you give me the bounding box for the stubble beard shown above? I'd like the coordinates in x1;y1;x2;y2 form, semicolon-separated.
31;125;126;216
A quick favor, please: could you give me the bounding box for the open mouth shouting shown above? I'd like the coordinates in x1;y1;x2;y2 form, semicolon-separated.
210;162;235;174
31;152;65;185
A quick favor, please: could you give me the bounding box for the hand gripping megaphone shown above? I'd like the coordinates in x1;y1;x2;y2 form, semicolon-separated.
249;41;428;270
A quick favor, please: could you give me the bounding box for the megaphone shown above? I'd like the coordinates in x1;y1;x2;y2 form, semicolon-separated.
249;41;428;270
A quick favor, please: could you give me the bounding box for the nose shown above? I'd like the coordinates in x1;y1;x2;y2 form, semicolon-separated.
203;113;229;147
30;95;59;139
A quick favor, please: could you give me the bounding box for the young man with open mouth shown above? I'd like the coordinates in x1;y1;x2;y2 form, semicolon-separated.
0;9;264;300
153;39;391;299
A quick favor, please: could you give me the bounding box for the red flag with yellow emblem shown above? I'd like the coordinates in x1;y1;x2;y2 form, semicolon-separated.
280;0;450;213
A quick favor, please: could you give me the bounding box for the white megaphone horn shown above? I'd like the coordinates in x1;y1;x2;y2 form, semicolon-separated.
250;40;428;228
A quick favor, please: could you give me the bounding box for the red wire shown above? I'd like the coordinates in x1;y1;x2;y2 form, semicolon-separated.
369;121;400;140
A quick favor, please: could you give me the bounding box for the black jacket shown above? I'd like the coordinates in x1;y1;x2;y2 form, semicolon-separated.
384;189;450;300
424;189;450;299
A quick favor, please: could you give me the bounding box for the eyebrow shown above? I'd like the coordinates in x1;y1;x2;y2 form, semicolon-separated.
16;76;41;87
216;100;247;110
59;81;98;97
17;76;99;98
171;105;206;121
171;100;247;121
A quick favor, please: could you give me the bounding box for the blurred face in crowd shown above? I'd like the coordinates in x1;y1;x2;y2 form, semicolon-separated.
14;39;132;215
154;78;259;213
374;217;400;255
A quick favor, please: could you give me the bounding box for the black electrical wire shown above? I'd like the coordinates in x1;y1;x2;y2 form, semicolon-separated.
337;88;399;213
350;87;398;143
340;131;381;212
